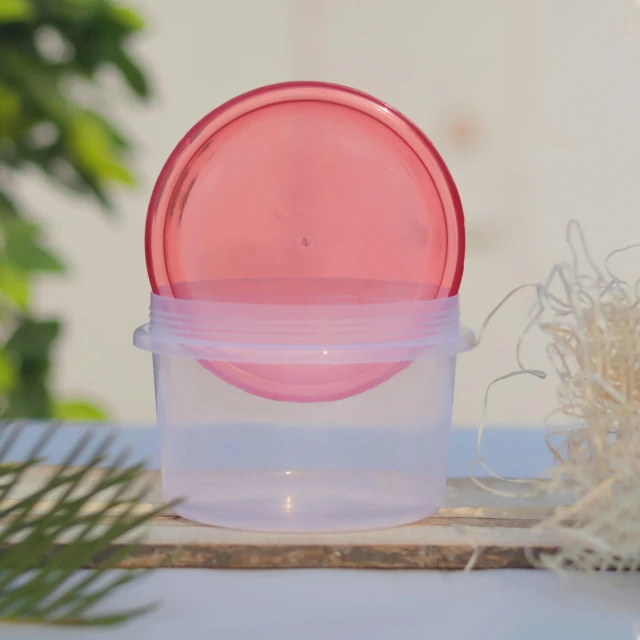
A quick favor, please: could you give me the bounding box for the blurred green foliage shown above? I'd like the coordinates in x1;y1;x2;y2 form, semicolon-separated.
0;0;151;420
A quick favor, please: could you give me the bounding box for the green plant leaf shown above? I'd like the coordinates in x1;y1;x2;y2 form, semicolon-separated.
61;0;103;7
85;110;132;150
0;86;21;138
43;0;103;21
110;5;145;31
74;168;114;209
0;52;70;125
1;219;66;273
101;160;135;185
0;192;19;219
67;113;111;172
0;262;30;310
6;317;60;360
67;110;134;185
0;0;152;420
0;425;176;626
54;400;108;421
0;0;34;23
5;374;52;419
109;48;150;99
3;318;59;419
0;351;17;393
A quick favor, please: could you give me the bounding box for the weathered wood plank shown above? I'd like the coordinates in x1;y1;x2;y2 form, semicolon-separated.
1;466;569;570
95;543;554;570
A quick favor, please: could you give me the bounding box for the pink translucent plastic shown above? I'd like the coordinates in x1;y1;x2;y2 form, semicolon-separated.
146;82;464;402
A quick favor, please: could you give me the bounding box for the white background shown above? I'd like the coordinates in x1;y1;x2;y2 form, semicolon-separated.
17;0;640;424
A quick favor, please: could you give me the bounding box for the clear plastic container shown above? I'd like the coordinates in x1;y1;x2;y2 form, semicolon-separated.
134;282;472;532
137;82;469;533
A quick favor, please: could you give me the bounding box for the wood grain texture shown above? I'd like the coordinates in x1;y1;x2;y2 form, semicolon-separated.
1;467;570;570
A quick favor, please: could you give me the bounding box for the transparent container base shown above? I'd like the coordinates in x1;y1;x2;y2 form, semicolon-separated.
154;354;455;533
165;469;445;533
159;419;448;532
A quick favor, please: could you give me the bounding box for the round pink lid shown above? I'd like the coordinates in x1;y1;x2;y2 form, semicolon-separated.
146;81;464;402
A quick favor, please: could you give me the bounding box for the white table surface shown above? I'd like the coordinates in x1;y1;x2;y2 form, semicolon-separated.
3;424;638;639
3;569;640;640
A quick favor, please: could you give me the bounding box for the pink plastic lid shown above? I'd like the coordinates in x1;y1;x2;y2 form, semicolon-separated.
146;81;464;402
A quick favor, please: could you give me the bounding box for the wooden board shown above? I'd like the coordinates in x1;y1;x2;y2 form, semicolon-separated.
1;467;572;570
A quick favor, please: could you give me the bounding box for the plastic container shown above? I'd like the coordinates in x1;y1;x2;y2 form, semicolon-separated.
134;285;472;532
136;81;470;532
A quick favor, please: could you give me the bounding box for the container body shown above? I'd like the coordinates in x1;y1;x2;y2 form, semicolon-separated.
153;351;457;532
140;82;467;532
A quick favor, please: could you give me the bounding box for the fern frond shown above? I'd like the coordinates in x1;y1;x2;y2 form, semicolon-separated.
0;423;177;627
